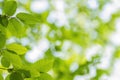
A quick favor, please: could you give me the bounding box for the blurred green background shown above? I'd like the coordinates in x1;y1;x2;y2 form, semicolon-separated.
1;0;120;80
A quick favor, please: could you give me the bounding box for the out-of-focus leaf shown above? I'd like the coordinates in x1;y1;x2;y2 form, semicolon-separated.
0;32;6;49
78;55;87;65
10;72;24;80
0;15;8;27
6;43;27;55
3;50;23;69
16;13;40;24
30;69;40;77
114;48;120;58
1;56;10;67
31;58;54;72
24;73;53;80
17;69;31;78
7;17;25;37
0;24;6;34
3;1;17;16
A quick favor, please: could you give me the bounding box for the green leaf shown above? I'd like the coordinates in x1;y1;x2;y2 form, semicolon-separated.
38;73;53;80
30;69;40;78
1;56;10;67
6;43;27;55
3;50;23;69
17;69;31;78
31;58;54;72
0;32;6;49
3;1;17;16
16;13;40;24
10;72;24;80
25;73;53;80
0;15;8;27
7;17;25;37
0;24;6;34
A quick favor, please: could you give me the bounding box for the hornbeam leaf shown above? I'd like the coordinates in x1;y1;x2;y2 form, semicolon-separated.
16;13;40;24
3;1;17;16
1;56;10;67
7;17;25;37
3;50;23;69
6;43;27;55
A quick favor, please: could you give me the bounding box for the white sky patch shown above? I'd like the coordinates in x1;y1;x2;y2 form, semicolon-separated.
100;74;109;80
85;44;102;61
6;37;16;44
89;66;96;78
54;0;65;12
109;60;120;80
74;75;89;80
53;51;69;60
25;38;49;63
97;45;115;69
70;62;79;73
0;0;2;1
109;32;120;46
0;9;2;14
31;0;49;13
47;11;56;23
41;24;50;37
55;12;68;27
15;8;29;16
18;0;28;4
62;40;71;51
99;3;118;22
115;18;120;32
21;38;30;46
87;0;99;9
47;0;68;27
90;31;98;40
112;0;120;8
72;45;82;54
47;11;68;27
74;76;85;80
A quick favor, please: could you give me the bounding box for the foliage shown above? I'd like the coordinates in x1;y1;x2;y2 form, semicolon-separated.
0;0;119;80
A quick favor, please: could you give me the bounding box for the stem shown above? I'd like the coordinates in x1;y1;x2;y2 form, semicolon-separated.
0;68;8;70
